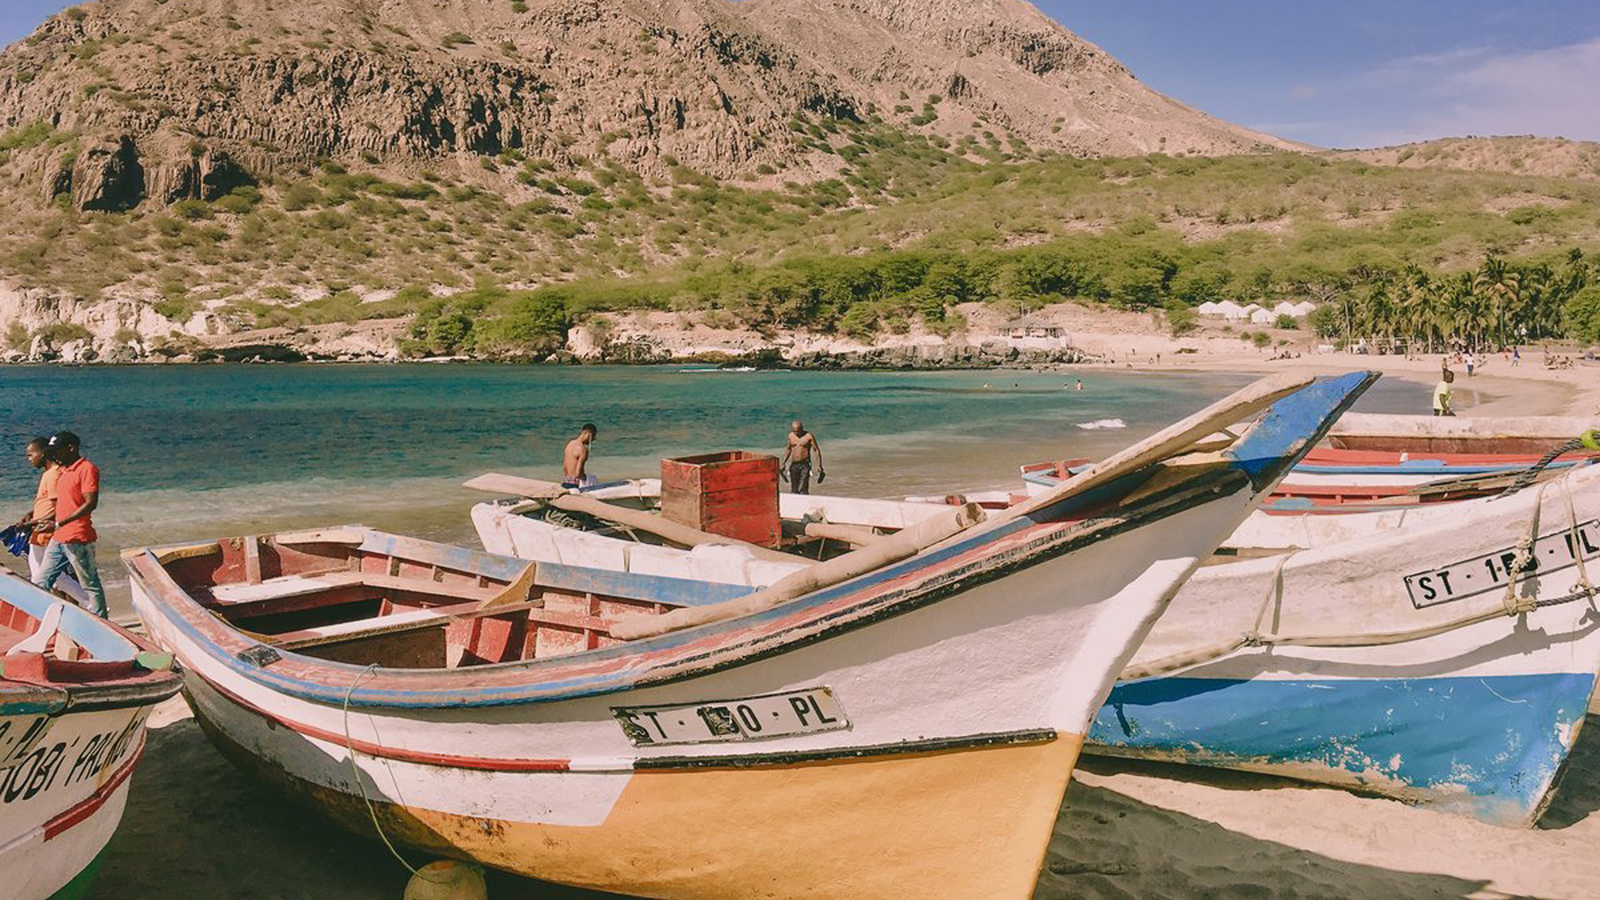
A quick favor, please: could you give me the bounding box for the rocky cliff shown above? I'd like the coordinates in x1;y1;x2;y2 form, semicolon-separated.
0;0;1306;362
0;0;1294;214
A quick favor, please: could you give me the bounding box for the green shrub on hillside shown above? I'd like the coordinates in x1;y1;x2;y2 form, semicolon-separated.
1164;298;1197;336
35;323;93;345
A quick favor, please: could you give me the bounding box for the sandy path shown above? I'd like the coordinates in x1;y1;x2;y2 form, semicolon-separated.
95;699;1600;899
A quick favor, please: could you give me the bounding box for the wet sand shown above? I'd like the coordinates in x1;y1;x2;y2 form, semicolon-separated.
96;698;1600;899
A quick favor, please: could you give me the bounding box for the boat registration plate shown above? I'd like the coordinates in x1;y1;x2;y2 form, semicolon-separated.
1404;518;1600;608
0;715;54;769
613;687;849;747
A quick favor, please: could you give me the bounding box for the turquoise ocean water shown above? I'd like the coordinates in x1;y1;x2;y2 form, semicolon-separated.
0;364;1423;614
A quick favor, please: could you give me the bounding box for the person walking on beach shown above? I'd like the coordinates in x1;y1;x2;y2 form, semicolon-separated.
1432;370;1456;417
1465;352;1476;377
33;432;107;617
13;437;88;605
782;420;824;495
562;423;598;489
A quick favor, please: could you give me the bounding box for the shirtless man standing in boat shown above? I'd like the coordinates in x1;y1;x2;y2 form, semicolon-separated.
781;420;824;494
563;423;598;489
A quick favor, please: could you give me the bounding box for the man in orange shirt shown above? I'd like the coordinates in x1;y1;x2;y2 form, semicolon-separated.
13;436;87;605
34;431;106;617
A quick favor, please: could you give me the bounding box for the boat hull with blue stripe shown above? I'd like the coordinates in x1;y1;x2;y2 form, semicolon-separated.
1087;460;1600;826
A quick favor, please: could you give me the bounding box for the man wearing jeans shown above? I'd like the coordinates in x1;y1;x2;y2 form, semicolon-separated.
34;431;107;618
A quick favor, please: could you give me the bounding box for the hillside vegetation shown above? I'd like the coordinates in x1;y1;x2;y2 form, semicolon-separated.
5;110;1599;354
0;0;1597;358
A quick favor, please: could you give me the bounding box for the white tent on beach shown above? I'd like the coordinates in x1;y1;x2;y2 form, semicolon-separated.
1197;301;1222;317
1249;308;1276;325
1212;300;1247;320
1271;302;1301;317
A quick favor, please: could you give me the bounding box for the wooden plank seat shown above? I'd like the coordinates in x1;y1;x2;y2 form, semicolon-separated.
207;570;366;605
208;571;507;607
270;598;612;652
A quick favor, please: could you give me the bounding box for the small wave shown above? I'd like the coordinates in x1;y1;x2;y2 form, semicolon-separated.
1075;418;1127;430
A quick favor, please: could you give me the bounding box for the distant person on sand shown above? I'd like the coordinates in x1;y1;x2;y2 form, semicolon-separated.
1466;352;1476;377
562;423;598;489
33;432;106;617
12;437;88;607
782;420;824;495
1513;346;1521;367
1432;370;1456;418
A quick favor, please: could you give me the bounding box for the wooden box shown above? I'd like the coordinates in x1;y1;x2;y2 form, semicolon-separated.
661;451;781;548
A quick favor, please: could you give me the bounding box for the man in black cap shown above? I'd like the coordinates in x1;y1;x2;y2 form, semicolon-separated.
34;431;107;617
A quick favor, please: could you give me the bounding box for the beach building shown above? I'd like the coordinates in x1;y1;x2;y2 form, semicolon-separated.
1002;316;1073;350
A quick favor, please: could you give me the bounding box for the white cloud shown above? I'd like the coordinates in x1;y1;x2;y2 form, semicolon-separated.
1349;38;1600;145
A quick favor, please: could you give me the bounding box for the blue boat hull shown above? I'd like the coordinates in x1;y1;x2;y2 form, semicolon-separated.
1088;672;1595;826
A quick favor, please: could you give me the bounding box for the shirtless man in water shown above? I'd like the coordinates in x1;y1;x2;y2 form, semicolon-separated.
781;420;824;494
563;423;598;488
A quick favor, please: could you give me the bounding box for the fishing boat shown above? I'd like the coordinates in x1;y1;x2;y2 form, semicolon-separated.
123;372;1373;899
472;488;952;585
1088;459;1600;826
1;573;182;900
1329;412;1599;454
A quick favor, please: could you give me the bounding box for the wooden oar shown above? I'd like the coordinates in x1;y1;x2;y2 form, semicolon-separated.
611;503;986;641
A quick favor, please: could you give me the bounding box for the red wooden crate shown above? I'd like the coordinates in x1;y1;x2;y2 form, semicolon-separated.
661;451;781;548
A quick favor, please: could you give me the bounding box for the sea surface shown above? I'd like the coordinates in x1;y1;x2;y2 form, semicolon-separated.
0;364;1424;615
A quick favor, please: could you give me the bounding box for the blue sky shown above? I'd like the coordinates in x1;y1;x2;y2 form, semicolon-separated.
5;0;1598;147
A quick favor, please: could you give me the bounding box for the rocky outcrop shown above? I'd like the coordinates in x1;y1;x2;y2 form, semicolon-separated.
70;135;144;212
789;343;1085;369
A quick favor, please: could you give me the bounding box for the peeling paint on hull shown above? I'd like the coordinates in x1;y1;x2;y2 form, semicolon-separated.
1088;672;1595;826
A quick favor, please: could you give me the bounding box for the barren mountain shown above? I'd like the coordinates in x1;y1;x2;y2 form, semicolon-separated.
0;0;1295;212
1330;137;1600;181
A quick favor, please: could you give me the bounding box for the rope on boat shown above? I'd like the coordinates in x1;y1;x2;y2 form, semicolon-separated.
342;663;421;877
1122;470;1595;682
1493;433;1594;500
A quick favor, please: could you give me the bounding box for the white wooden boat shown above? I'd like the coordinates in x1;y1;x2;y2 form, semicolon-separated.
1;573;182;900
1329;412;1599;454
472;491;949;586
1089;460;1600;826
123;372;1373;899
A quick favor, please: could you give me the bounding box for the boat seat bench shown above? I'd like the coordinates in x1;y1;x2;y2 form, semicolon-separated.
269;598;611;652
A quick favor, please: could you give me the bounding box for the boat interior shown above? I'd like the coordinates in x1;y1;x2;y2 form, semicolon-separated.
150;530;752;670
1;574;147;685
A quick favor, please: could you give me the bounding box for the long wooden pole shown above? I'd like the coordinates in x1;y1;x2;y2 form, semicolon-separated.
611;503;986;640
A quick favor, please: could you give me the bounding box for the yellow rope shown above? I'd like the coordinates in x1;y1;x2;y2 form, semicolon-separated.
341;663;421;877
